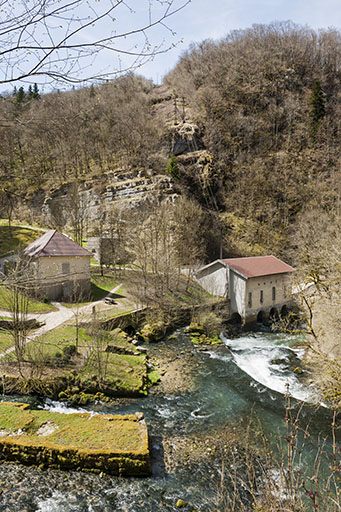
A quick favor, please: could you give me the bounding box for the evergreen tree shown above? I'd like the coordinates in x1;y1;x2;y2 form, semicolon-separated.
16;86;25;104
28;85;33;98
166;154;180;179
310;80;325;137
89;84;96;98
32;83;40;100
12;86;17;96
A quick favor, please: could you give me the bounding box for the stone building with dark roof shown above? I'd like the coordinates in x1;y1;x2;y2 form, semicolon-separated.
23;230;91;301
195;256;295;324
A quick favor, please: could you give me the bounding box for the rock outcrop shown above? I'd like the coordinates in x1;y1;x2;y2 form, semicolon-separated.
25;85;211;230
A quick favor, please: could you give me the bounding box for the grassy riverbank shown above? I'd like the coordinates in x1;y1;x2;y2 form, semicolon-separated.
0;319;159;403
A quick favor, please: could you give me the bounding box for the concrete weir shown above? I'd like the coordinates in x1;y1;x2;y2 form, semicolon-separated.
0;402;151;476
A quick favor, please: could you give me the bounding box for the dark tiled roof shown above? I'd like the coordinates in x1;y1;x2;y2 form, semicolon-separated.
222;255;295;278
23;230;91;258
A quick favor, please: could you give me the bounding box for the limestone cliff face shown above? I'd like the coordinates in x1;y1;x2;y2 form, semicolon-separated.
39;85;211;231
42;169;176;229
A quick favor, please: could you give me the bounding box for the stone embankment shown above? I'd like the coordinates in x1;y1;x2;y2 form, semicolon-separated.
0;402;151;476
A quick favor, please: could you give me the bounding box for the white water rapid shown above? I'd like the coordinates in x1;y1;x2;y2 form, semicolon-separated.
220;332;322;404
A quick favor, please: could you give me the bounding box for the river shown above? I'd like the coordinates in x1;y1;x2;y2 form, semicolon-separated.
0;328;337;511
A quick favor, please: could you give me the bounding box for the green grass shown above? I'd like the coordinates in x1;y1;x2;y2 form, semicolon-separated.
0;225;43;258
90;281;111;301
81;352;147;393
36;323;147;393
38;325;92;353
0;287;57;313
0;331;14;352
95;307;135;321
61;272;123;307
39;324;136;354
0;402;148;454
91;272;121;293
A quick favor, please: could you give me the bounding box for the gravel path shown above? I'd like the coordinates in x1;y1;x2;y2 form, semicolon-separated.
0;283;124;359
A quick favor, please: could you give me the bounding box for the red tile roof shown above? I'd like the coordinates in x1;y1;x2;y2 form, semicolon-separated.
222;256;295;278
23;230;91;258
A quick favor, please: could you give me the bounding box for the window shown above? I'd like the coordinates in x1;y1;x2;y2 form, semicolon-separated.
260;290;263;304
272;286;276;301
248;292;252;308
62;262;70;275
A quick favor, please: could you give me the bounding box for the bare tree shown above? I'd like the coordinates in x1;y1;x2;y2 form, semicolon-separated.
0;259;34;375
0;187;16;227
70;282;88;350
0;0;191;86
294;208;341;356
66;182;89;246
85;317;110;388
125;199;208;307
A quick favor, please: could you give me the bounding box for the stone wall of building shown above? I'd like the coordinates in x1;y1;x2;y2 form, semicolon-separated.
33;256;90;301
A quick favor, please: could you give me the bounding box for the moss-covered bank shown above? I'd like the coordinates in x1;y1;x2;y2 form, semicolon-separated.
0;402;151;476
134;301;228;343
0;348;156;405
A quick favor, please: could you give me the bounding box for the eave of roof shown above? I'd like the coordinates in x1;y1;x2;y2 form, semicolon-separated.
23;230;91;258
222;255;295;279
195;259;227;274
196;256;295;279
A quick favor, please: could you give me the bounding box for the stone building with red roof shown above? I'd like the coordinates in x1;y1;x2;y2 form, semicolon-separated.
195;256;295;323
23;230;91;301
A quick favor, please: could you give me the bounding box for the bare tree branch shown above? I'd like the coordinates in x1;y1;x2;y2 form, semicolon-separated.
0;0;191;85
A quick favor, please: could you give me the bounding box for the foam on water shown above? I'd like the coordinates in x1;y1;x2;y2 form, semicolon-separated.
206;350;232;363
41;399;90;415
220;333;320;403
190;408;214;419
156;404;173;418
36;492;80;512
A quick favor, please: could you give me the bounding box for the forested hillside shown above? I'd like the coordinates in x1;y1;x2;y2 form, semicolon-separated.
0;21;340;266
165;22;340;257
0;75;160;196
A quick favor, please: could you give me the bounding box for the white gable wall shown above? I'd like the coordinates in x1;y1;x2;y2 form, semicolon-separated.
36;255;90;281
229;270;247;317
195;261;228;297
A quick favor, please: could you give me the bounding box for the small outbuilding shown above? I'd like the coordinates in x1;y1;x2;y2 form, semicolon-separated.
23;230;91;301
195;255;295;324
87;236;115;265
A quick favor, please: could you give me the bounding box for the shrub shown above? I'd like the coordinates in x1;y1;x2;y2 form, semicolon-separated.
166;154;180;179
62;344;77;359
192;311;222;337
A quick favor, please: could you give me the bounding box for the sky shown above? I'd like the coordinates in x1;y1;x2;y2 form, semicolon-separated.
1;0;340;93
141;0;341;83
